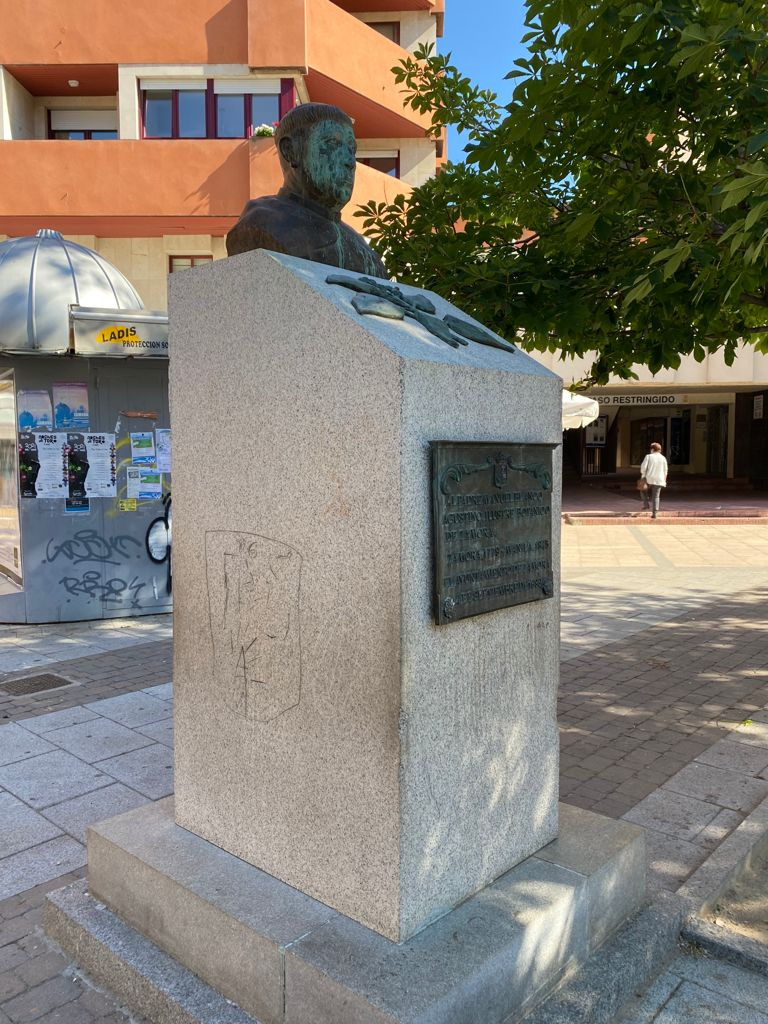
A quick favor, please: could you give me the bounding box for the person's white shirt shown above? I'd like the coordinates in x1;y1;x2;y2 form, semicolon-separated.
640;451;668;487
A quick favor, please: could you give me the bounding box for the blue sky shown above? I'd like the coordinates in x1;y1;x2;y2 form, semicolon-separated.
440;1;528;160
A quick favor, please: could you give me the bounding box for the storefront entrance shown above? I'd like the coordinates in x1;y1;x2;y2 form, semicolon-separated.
629;413;692;467
579;394;733;479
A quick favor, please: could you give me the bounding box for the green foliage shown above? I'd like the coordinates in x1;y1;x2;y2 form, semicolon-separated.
357;0;768;384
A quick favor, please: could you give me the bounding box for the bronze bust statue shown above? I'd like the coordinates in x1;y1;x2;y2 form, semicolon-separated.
226;103;387;277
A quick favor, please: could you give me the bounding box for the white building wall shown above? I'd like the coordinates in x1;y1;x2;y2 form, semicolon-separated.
0;68;35;139
357;136;436;187
355;11;437;51
530;344;768;388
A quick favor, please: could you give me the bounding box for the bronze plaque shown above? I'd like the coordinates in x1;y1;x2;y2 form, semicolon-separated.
431;441;555;624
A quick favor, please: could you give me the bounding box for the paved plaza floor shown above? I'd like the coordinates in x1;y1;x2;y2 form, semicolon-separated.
617;950;768;1023
0;522;767;1021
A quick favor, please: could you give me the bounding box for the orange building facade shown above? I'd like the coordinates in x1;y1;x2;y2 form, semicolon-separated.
0;0;443;307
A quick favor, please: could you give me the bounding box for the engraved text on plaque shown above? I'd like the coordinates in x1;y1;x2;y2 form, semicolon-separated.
431;441;555;624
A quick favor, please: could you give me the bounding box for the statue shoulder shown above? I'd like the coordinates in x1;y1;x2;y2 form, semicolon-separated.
226;196;299;256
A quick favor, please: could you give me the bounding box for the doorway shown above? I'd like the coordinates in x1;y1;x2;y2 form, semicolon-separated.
706;405;728;477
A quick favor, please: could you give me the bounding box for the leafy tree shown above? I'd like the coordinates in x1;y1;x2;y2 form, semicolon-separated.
357;0;768;383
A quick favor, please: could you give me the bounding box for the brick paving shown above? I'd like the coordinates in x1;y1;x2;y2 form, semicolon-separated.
0;640;172;726
559;588;768;821
0;868;146;1024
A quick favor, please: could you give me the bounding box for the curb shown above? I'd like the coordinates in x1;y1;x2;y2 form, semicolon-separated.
524;790;768;1021
681;919;768;977
519;893;683;1023
563;515;768;526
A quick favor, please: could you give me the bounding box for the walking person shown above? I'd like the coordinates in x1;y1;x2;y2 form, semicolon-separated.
640;442;668;518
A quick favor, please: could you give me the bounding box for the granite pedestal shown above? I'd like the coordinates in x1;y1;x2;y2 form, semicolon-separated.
167;250;563;943
45;799;646;1024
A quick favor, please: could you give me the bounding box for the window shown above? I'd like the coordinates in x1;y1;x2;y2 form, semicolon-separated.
49;109;118;139
359;153;400;177
142;79;284;139
144;91;173;137
216;94;246;138
368;21;400;44
53;130;118;140
212;84;280;138
169;256;213;273
178;90;207;138
142;83;208;138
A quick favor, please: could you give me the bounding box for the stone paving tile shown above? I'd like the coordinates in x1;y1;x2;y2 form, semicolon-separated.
84;692;171;730
95;743;174;799
641;830;708;893
642;978;768;1023
663;762;768;813
41;784;150;844
623;789;720;843
17;708;101;736
0;752;113;810
618;959;768;1023
0;726;55;768
695;737;768;775
696;807;744;851
41;718;153;763
0;565;765;1022
671;956;768;1013
0;794;62;861
731;719;768;748
0;839;86;902
140;682;172;701
135;718;173;747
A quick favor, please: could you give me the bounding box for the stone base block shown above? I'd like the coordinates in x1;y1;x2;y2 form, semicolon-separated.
45;799;645;1024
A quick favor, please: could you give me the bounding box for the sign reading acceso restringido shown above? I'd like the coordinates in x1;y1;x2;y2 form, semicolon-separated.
431;441;555;625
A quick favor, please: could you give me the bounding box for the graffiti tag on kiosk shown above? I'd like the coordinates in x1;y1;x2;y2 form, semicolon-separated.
45;530;141;566
59;571;146;608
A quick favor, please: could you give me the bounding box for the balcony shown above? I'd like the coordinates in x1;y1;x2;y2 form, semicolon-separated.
1;0;432;138
302;0;432;137
0;139;410;237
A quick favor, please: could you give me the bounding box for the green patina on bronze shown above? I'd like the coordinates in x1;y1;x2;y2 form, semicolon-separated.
226;104;386;277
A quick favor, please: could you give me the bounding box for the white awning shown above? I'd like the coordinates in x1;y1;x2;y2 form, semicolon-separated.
50;109;117;131
562;390;600;429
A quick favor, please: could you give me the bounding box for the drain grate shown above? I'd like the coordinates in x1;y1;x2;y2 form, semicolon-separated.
0;673;74;696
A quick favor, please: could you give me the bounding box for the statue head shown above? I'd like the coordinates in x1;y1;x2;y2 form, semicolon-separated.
275;103;357;216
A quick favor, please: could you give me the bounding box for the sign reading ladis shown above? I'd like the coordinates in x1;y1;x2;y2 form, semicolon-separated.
70;306;169;358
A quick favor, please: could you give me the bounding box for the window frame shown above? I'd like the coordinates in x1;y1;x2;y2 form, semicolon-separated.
47;108;119;140
367;20;401;45
141;79;293;140
50;129;119;140
168;255;214;274
358;152;401;178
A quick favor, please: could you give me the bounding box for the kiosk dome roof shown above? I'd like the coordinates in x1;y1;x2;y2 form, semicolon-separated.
0;229;143;353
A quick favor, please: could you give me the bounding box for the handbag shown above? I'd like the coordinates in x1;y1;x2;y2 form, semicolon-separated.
636;477;648;492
